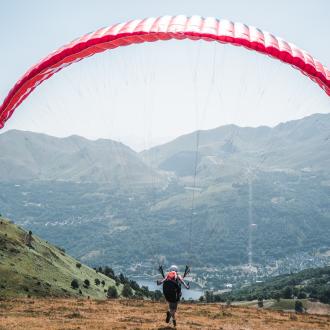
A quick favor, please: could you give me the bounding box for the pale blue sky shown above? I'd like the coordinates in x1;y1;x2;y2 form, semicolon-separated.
1;0;329;150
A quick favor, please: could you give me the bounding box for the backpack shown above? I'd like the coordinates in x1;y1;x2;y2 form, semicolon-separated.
166;271;177;281
163;272;181;303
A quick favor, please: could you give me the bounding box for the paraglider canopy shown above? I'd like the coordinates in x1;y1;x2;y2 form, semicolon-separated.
0;15;329;129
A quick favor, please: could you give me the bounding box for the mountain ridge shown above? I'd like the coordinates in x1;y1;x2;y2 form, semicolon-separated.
1;113;329;184
0;129;162;185
142;113;330;178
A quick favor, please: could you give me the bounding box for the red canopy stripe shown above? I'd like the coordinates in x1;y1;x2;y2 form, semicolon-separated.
1;15;329;128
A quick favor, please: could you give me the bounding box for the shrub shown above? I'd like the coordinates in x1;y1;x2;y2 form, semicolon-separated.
153;290;163;301
104;267;115;279
76;263;82;269
107;286;118;299
95;278;101;286
83;279;90;288
258;297;264;308
71;279;79;289
205;291;214;303
295;300;304;313
101;280;105;286
56;246;66;253
122;283;133;298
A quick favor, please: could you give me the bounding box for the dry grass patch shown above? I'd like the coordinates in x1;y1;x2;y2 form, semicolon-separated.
0;298;329;330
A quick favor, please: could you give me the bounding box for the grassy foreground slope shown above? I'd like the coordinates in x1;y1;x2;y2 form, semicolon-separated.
0;299;329;330
0;216;120;298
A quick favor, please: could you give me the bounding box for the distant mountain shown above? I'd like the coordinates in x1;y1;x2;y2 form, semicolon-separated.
1;114;329;185
142;113;330;181
0;130;162;186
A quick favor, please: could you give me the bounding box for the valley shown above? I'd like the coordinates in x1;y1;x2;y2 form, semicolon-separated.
0;113;330;290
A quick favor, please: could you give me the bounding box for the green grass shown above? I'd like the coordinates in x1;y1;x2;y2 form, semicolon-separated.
0;216;122;299
269;299;307;311
233;299;308;312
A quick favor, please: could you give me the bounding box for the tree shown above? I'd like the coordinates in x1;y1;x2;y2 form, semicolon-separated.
83;279;90;288
295;300;304;313
258;297;264;308
71;279;79;289
95;278;100;286
76;263;82;269
101;280;105;287
119;273;127;284
205;291;214;303
25;230;33;247
283;286;293;299
297;291;307;299
153;290;163;301
107;286;118;299
293;287;299;297
104;266;115;279
129;280;140;291
273;292;281;302
139;286;150;298
122;283;133;298
320;288;330;304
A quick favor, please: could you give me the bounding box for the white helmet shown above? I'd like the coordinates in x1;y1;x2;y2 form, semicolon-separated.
169;265;178;272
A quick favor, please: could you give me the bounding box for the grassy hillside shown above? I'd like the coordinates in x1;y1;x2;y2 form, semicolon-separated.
0;216;122;298
216;266;330;304
233;299;330;315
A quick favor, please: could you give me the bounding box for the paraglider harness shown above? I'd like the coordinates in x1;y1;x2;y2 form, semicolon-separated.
158;265;190;303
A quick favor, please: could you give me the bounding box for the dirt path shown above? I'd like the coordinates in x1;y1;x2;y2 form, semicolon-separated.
0;298;329;329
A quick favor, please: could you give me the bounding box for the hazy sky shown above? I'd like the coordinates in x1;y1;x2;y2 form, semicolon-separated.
1;0;329;150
